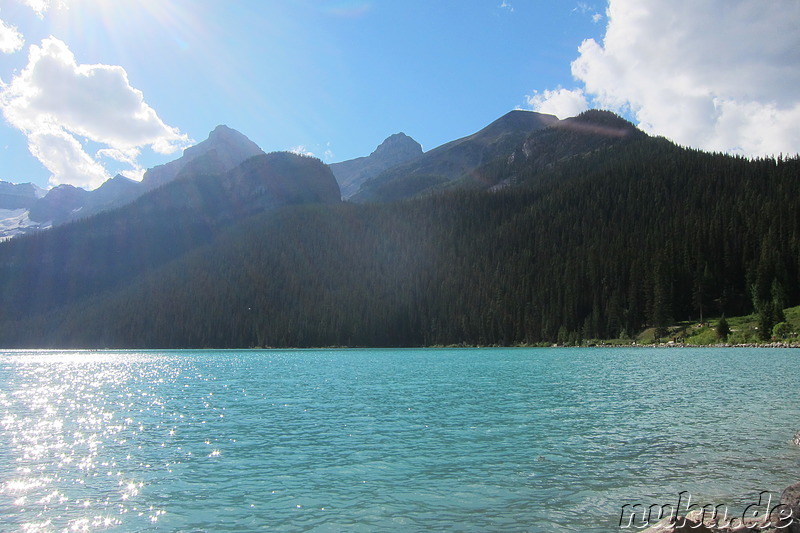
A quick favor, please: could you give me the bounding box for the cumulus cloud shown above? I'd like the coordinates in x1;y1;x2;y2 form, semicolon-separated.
0;37;190;188
527;87;588;119
0;18;24;54
28;129;110;186
570;0;800;157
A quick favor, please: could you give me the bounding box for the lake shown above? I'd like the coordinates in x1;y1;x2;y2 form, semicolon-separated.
1;348;798;531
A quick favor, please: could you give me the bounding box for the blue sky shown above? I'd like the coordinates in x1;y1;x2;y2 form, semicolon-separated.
0;0;798;190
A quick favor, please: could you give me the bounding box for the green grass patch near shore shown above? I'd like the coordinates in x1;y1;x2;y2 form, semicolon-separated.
622;305;800;346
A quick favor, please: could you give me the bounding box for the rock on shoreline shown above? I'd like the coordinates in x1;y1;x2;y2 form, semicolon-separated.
639;482;800;532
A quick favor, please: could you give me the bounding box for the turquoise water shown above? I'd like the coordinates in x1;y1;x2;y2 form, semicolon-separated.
1;348;799;532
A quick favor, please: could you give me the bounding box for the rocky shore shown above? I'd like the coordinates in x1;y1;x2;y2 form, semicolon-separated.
654;342;800;349
639;482;800;532
553;341;800;348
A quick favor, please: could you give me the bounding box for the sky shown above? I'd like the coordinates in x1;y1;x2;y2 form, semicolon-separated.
0;0;798;191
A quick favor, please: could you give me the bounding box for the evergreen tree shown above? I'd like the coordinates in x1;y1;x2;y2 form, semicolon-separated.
715;315;730;341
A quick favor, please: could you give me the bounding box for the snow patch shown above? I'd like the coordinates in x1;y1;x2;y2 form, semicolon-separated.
0;209;51;240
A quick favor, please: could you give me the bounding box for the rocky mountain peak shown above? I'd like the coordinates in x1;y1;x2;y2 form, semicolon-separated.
210;124;236;136
142;125;264;191
371;133;423;160
192;125;262;156
329;133;424;199
180;125;264;175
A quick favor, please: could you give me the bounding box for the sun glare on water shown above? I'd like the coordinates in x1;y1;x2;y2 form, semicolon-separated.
0;351;178;531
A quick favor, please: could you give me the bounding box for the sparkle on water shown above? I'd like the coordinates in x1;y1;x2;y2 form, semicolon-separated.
1;348;799;532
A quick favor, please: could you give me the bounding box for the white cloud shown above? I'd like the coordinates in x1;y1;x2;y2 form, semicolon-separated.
0;37;190;188
526;87;588;119
0;18;24;54
27;130;109;187
499;1;514;12
17;0;62;18
570;0;800;157
288;145;315;157
118;168;146;182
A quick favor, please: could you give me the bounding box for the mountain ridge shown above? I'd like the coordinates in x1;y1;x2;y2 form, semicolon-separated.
0;125;266;239
1;109;798;348
350;110;560;202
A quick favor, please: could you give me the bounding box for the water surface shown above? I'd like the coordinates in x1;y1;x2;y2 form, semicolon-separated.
1;348;798;531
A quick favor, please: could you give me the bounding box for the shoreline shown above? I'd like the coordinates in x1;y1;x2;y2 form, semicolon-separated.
2;343;800;351
554;341;800;349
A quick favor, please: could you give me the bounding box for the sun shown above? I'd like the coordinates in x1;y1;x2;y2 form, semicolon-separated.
45;0;205;49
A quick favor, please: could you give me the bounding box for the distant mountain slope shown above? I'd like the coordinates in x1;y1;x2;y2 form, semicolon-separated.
81;175;143;216
28;184;90;223
481;110;644;188
0;182;48;239
0;181;44;210
139;151;342;222
352;110;558;202
0;125;265;239
0;151;340;322
330;133;423;199
27;176;145;224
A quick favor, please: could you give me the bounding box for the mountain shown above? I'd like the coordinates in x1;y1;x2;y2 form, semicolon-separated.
0;181;46;240
28;175;144;226
0;109;798;348
330;133;423;199
25;176;145;225
0;182;47;240
28;184;90;223
0;125;265;239
0;181;44;210
142;124;265;190
81;175;144;216
137;151;341;222
0;150;340;323
351;110;559;202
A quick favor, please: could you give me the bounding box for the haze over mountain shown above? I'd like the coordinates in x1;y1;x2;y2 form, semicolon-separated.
0;108;797;348
0;149;340;323
141;125;265;190
0;125;267;240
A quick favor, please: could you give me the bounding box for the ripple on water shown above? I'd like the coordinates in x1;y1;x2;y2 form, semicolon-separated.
1;348;799;532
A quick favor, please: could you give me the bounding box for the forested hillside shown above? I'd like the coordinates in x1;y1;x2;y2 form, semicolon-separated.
1;111;797;348
0;151;340;327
